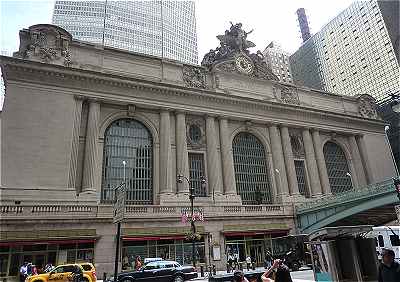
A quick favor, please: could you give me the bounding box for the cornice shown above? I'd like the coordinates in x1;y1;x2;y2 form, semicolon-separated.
0;56;385;132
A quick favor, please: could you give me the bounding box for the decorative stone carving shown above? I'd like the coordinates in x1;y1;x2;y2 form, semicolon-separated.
357;94;377;119
186;116;206;148
182;65;206;89
127;104;136;117
201;23;278;81
14;24;72;67
290;133;305;158
273;85;300;105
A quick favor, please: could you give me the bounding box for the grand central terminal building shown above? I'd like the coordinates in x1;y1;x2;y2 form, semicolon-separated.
0;24;397;279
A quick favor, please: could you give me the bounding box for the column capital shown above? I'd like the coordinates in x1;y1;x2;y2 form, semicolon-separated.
74;95;85;101
87;97;100;103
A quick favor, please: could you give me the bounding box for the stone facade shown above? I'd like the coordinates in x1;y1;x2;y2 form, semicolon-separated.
0;24;397;279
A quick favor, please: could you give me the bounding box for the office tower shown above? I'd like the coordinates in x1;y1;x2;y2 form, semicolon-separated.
296;8;311;43
52;0;198;64
262;41;293;83
290;0;399;102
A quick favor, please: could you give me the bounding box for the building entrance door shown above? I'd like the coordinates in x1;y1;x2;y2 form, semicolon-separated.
247;241;264;267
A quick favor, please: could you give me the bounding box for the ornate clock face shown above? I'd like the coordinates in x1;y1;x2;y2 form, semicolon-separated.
235;56;253;74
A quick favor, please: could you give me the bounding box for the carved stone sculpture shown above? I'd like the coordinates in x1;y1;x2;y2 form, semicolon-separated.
357;94;377;119
273;85;300;105
13;24;73;67
182;66;206;89
201;23;278;81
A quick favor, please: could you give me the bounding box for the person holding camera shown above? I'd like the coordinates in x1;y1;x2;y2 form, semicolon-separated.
261;259;293;282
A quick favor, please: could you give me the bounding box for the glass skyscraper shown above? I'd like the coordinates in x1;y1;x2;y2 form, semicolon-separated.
52;1;198;65
290;0;399;102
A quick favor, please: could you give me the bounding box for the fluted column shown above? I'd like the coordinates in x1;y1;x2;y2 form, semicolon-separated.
302;128;322;196
160;110;172;193
82;100;100;193
349;135;367;187
311;129;331;195
68;96;83;189
219;118;236;195
206;116;223;195
280;126;299;195
176;112;189;193
356;135;374;184
269;124;289;196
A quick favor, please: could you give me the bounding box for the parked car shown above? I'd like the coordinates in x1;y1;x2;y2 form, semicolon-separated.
25;263;93;282
79;263;97;282
109;260;197;282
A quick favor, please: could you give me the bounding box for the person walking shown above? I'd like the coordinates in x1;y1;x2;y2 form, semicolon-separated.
246;255;252;271
233;270;249;282
378;249;400;282
44;262;54;273
228;253;234;272
134;256;142;271
261;259;293;282
19;262;28;282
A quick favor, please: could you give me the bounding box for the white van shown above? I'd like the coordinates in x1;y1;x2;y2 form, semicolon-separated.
372;226;400;262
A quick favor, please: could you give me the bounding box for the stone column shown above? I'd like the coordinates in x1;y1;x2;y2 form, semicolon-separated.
175;112;189;193
302;128;322;196
68;96;83;189
349;135;367;187
356;135;374;184
82;99;100;193
311;129;331;195
206;116;223;196
160;110;172;193
280;126;299;195
219;118;236;195
269;124;289;196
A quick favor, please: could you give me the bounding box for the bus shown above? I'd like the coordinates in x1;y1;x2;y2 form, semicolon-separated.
371;226;400;262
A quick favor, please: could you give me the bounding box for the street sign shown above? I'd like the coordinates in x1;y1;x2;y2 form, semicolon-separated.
113;183;126;224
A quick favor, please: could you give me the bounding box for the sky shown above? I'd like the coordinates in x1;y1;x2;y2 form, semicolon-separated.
0;0;357;108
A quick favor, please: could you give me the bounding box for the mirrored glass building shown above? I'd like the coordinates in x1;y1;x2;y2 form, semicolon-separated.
52;0;198;64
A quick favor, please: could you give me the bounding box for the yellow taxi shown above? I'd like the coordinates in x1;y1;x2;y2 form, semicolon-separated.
26;263;93;282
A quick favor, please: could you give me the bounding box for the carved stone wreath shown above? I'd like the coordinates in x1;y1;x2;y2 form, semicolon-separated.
357;94;377;119
273;85;300;105
290;134;305;158
182;66;206;89
186;117;206;148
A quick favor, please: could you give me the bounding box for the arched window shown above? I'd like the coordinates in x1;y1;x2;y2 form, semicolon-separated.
232;133;272;204
101;119;153;204
323;141;352;194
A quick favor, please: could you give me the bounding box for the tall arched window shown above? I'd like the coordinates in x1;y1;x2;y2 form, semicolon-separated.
232;133;272;204
101;119;153;204
323;141;352;194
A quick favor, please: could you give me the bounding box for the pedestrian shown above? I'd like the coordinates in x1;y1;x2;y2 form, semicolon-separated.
31;265;38;276
233;270;249;282
228;253;234;271
134;256;142;271
261;259;293;282
19;262;28;282
378;249;400;282
26;263;33;276
44;262;53;273
246;255;252;271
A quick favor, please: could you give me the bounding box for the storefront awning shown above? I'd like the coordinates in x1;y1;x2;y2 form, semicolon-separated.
0;229;97;246
222;223;289;237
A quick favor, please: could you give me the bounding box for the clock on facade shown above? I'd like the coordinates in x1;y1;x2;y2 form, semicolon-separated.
235;55;254;74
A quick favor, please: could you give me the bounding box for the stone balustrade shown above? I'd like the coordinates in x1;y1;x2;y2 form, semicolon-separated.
0;203;291;220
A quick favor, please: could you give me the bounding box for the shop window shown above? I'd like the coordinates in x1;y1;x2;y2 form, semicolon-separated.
23;244;47;252
0;254;8;277
59;244;76;250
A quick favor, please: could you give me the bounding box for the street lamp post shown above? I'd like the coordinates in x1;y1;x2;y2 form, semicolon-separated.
177;174;206;268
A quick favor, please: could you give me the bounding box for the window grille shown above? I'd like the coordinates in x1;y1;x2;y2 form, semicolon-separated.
188;153;206;197
232;133;272;204
323;141;352;194
294;160;309;197
101;119;153;204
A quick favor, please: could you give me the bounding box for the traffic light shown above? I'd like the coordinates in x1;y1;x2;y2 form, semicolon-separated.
394;177;400;200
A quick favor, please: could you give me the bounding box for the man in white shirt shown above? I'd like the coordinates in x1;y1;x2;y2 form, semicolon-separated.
19;262;28;282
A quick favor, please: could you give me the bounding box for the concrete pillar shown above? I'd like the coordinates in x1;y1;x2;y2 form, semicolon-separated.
160;110;172;193
68;96;83;190
82;99;100;194
311;129;331;195
349;135;367;187
280;126;299;195
206;116;223;195
269;124;289;197
302;128;322;196
356;135;374;184
219;118;236;195
175;112;189;193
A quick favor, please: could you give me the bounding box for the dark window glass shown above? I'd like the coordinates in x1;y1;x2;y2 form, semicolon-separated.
294;160;309;198
188;153;206;197
232;133;272;204
101;119;153;204
378;235;384;247
323;142;352;194
390;235;400;246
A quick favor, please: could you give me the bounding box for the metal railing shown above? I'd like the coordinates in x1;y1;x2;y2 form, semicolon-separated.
296;179;395;214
